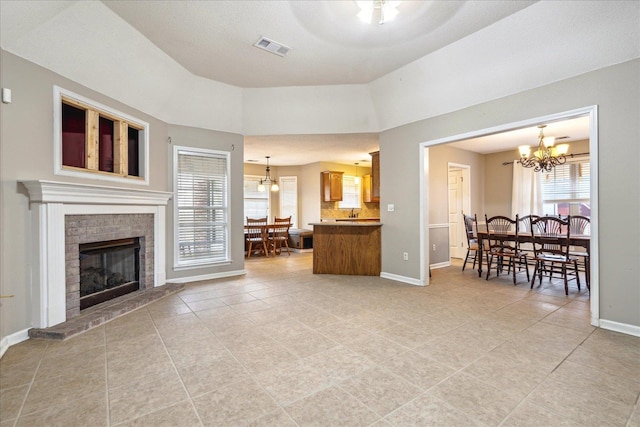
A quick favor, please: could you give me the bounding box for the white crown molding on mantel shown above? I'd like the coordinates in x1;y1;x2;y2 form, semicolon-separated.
20;180;173;205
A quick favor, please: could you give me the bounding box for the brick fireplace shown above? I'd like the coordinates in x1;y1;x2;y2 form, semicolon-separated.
66;214;154;318
21;180;172;328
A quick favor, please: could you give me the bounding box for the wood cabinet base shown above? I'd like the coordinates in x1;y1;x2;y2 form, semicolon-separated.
312;224;381;275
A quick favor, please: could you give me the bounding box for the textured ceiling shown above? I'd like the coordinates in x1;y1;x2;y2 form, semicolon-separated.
102;0;535;88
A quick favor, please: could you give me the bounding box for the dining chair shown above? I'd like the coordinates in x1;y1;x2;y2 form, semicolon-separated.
269;217;291;256
518;214;540;265
569;215;591;289
484;214;529;285
530;215;582;295
462;213;479;272
245;217;269;257
518;214;540;233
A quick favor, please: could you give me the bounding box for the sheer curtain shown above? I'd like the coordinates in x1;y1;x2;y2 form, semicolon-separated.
511;162;542;218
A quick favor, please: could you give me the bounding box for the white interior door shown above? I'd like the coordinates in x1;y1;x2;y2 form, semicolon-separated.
448;164;471;260
448;168;464;259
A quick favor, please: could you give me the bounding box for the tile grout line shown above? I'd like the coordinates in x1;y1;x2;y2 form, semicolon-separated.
183;287;302;426
9;341;50;427
146;306;206;427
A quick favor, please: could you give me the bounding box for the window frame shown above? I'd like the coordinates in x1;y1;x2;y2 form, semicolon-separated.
173;145;231;269
243;174;271;223
278;176;298;228
541;156;591;216
338;175;362;209
53;86;150;185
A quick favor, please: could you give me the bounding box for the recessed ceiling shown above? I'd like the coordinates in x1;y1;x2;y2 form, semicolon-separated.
244;133;380;166
102;0;535;88
246;116;590;166
448;116;591;155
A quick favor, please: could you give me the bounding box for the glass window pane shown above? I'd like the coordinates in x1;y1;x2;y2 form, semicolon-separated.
175;148;229;266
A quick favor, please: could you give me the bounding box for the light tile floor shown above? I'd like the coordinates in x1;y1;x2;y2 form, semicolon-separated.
1;253;639;426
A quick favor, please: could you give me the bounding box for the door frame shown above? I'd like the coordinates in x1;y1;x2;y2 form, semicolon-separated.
447;163;471;260
419;105;599;327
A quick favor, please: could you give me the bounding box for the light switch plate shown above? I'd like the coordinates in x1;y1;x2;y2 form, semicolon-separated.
1;88;11;104
387;204;395;212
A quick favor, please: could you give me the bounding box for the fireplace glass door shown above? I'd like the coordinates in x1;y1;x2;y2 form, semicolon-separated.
79;238;140;310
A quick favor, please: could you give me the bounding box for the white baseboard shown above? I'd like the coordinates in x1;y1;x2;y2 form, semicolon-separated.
0;328;30;359
598;319;640;337
380;272;423;286
166;269;246;284
430;261;451;269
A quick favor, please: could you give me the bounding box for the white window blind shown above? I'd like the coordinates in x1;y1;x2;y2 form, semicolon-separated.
174;147;229;267
541;159;590;203
244;175;269;222
279;176;297;228
338;175;361;209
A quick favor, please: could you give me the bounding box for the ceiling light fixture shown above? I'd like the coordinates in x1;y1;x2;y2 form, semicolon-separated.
258;156;279;192
518;125;569;172
356;0;400;25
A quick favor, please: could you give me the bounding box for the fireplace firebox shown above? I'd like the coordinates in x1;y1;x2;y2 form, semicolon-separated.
79;238;140;310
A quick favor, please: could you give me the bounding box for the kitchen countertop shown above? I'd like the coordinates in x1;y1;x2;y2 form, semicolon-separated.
319;218;380;222
310;222;382;226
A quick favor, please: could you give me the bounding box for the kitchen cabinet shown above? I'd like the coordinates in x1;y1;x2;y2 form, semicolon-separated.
321;171;343;201
364;151;380;203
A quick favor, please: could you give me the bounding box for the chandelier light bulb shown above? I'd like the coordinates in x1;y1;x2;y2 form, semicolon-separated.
517;124;568;172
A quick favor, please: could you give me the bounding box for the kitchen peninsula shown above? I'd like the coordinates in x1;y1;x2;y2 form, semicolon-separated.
310;221;382;276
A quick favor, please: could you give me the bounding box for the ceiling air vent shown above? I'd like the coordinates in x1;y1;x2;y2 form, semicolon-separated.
253;36;291;57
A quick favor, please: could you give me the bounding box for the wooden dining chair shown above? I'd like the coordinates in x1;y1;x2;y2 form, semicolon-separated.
462;213;479;272
519;214;540;233
269;217;291;256
569;215;591;290
245;217;269;257
530;215;582;295
484;214;529;285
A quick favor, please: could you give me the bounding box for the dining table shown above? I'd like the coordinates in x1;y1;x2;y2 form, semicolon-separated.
475;230;590;278
244;223;291;256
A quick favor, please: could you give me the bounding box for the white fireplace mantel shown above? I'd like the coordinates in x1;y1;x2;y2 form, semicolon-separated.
21;180;173;328
22;180;173;205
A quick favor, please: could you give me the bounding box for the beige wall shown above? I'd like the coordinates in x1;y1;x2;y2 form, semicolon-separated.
380;59;639;328
0;52;169;339
428;144;485;223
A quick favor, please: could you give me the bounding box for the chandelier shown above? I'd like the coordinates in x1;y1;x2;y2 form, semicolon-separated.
356;1;400;25
258;156;279;192
518;125;569;172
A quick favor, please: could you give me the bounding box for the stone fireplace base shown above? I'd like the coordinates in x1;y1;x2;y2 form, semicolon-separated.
28;282;185;340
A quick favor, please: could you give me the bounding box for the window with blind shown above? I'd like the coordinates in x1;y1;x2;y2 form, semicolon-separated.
244;175;270;222
541;158;591;217
279;176;298;228
338;175;361;209
174;146;230;268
